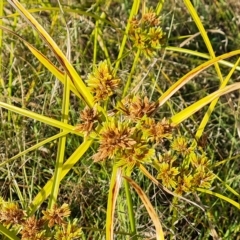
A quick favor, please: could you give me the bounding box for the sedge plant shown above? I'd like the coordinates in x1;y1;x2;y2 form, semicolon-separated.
0;0;240;239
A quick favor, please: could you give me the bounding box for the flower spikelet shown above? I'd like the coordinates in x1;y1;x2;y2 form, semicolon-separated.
129;8;164;58
42;203;71;228
158;151;177;164
171;136;193;155
190;152;210;169
157;163;179;189
54;219;82;240
75;105;99;136
192;168;215;189
0;202;25;226
142;8;160;26
129;17;140;34
87;61;120;102
93;119;136;162
149;27;163;49
175;174;193;195
21;216;45;240
142;117;175;143
130;96;157;119
117;144;155;171
118;96;157;120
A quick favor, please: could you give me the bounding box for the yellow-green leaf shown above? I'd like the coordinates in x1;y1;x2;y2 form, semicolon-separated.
29;138;93;215
7;0;94;107
123;175;164;240
106;166;122;240
158;50;240;107
171;83;240;124
197;188;240;209
0;101;82;136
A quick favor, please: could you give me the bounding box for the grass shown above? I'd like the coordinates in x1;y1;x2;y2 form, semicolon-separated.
0;0;240;239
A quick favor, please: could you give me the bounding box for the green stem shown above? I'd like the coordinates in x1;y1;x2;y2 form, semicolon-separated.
122;49;140;97
114;0;140;75
124;171;137;239
93;7;100;66
48;73;70;209
170;196;178;240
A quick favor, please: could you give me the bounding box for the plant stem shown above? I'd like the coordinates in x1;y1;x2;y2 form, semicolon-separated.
49;74;70;209
122;48;140;97
124;171;137;239
114;0;140;75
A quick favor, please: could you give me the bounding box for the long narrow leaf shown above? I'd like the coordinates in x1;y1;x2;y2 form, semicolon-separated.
183;0;223;81
0;101;82;136
171;83;240;124
195;57;240;140
106;166;122;240
0;224;20;240
214;175;240;198
29;138;93;215
114;0;140;74
166;46;240;71
49;74;70;208
0;25;81;98
7;0;94;107
197;188;240;209
5;7;118;29
0;131;70;167
123;176;164;240
158;50;240;107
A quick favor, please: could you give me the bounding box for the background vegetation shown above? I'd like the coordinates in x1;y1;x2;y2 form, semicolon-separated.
0;0;240;239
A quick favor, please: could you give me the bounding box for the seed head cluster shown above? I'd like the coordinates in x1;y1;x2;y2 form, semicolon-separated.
129;8;164;58
0;199;82;239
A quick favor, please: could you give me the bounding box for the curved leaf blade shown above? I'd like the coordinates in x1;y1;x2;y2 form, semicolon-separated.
171;83;240;124
158;50;240;107
0;131;69;167
106;166;122;240
123;175;165;240
0;101;82;136
0;224;20;240
29;138;93;215
7;0;94;107
195;57;240;140
197;188;240;209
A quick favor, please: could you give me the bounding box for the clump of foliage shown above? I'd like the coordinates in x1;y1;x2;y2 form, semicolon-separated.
0;0;240;239
77;59;215;195
0;197;81;239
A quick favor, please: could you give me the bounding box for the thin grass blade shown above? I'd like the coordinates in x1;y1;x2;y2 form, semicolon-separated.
166;46;240;71
195;57;240;140
214;175;240;198
197;188;240;209
49;74;70;208
0;25;78;95
0;132;69;168
0;224;20;240
25;42;81;98
183;0;223;81
113;0;140;74
4;7;117;29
